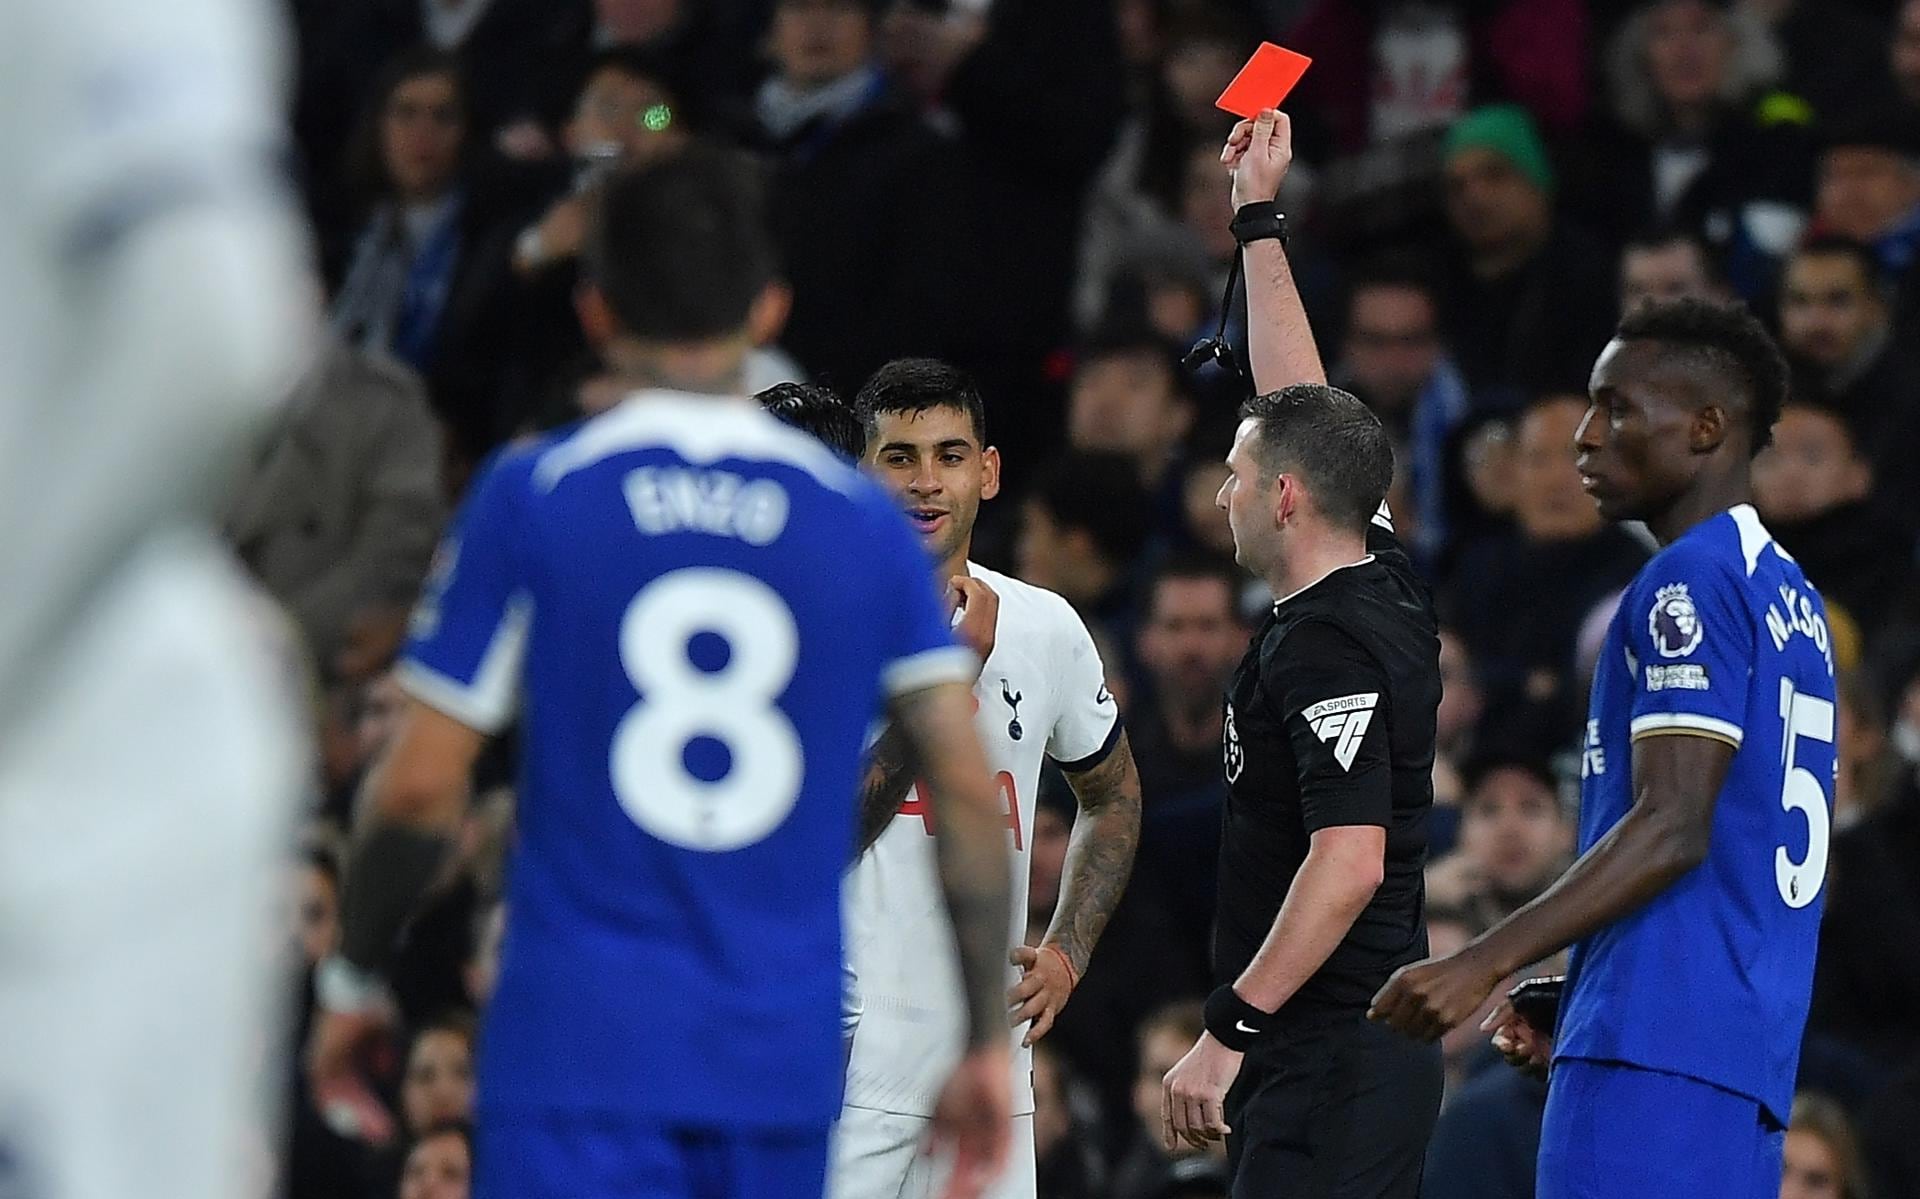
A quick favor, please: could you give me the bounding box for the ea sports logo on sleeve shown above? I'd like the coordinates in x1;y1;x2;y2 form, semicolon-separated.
1650;583;1704;658
1303;693;1379;771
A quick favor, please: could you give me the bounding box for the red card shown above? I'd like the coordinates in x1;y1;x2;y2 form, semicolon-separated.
1214;43;1313;119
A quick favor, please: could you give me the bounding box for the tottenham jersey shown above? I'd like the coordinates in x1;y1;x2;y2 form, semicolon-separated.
1558;504;1835;1124
400;393;972;1129
843;564;1121;1118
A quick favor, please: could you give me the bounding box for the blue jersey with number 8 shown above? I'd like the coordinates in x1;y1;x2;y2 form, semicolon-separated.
398;393;972;1129
1559;504;1835;1124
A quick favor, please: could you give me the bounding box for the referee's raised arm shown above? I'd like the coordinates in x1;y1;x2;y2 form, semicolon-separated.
1159;111;1445;1199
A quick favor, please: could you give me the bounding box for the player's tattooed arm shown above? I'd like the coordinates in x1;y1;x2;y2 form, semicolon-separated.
853;722;922;856
891;680;1012;1049
1048;734;1143;975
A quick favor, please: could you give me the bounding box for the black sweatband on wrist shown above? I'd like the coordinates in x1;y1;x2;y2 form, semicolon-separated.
1204;985;1274;1052
1230;201;1288;248
338;823;456;972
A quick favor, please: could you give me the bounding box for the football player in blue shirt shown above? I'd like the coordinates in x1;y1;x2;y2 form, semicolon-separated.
1370;298;1835;1198
307;151;1014;1199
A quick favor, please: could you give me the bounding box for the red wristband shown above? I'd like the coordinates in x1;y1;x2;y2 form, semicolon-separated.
1043;943;1078;991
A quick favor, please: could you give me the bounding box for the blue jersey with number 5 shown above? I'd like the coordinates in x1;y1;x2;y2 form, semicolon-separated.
1559;504;1835;1124
397;393;972;1129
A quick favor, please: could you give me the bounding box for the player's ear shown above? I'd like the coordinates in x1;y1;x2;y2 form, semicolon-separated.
747;280;793;347
1691;403;1729;454
574;284;618;351
980;445;1002;502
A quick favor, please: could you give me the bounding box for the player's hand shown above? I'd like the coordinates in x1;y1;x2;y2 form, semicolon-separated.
949;576;1000;668
928;1043;1012;1199
1482;999;1554;1080
1160;1032;1242;1152
1007;944;1075;1047
1221;108;1294;210
305;1008;398;1146
1367;949;1503;1042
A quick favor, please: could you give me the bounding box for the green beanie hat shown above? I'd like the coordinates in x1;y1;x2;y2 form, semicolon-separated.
1444;104;1555;193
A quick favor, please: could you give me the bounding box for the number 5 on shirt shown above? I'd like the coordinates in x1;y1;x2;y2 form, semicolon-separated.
1775;678;1833;909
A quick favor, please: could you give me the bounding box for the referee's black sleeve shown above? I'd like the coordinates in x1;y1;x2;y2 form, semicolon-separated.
1274;620;1394;832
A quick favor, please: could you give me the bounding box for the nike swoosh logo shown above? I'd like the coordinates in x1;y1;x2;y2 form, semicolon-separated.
1235;1020;1259;1034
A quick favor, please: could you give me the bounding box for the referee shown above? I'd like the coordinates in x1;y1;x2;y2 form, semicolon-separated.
1160;108;1442;1198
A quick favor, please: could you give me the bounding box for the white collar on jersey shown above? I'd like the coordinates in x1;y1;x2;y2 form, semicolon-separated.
1272;555;1376;610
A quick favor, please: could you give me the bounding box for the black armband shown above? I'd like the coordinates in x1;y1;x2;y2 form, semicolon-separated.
338;824;456;973
1204;984;1275;1052
1230;201;1288;248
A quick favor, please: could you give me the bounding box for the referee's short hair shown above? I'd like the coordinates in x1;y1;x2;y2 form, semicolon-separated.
1239;383;1394;535
584;147;775;342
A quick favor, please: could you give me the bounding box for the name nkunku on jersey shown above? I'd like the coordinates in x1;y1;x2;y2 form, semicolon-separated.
1561;504;1835;1124
398;393;973;1130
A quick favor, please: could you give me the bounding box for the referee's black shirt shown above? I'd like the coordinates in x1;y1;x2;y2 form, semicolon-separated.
1214;524;1440;1012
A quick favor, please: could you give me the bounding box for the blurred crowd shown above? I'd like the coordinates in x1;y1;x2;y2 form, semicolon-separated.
259;0;1920;1196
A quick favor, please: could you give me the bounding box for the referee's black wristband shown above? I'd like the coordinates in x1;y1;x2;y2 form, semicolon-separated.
1229;201;1288;248
1204;985;1274;1052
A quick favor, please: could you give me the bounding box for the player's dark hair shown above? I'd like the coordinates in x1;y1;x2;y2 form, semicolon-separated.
1237;384;1395;534
1030;451;1153;567
1789;235;1889;296
855;358;989;447
584;148;774;341
756;381;865;459
1613;298;1788;454
1148;552;1243;617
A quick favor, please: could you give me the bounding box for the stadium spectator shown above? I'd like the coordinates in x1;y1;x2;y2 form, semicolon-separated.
751;0;972;395
1016;451;1154;651
1752;400;1910;640
1066;326;1196;536
226;342;445;677
1748;0;1884;128
879;0;1125;478
1781;1093;1871;1199
1420;1048;1549;1199
400;1016;477;1138
1332;264;1470;563
296;848;343;970
1444;395;1648;755
1862;1056;1920;1199
462;901;505;1008
1429;754;1575;932
1111;1002;1226;1199
1436;106;1619;406
1077;1;1259;332
1425;904;1498;1102
1432;627;1487;815
1814;111;1920;335
1896;0;1920;113
1776;237;1920;529
396;1122;473;1199
406;0;592;161
1128;555;1243;963
1837;671;1902;831
1811;668;1920;1065
328;50;522;460
1574;0;1813;295
1032;1045;1104;1199
1619;227;1731;313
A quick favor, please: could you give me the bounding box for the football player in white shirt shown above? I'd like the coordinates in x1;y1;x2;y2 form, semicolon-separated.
0;2;314;1197
834;359;1143;1199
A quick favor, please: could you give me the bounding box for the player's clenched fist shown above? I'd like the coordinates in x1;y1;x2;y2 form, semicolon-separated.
949;575;1000;667
1221;108;1294;210
1368;949;1503;1042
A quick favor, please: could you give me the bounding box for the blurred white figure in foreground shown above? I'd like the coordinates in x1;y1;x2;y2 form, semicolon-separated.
0;2;315;1196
